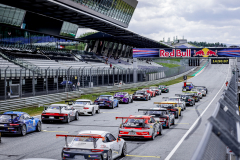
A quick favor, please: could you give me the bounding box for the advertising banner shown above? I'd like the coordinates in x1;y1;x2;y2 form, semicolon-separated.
133;48;240;58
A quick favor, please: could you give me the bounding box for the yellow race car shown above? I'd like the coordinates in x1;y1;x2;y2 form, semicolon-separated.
154;101;182;119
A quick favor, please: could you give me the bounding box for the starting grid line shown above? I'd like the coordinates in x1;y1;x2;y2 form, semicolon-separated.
126;155;160;158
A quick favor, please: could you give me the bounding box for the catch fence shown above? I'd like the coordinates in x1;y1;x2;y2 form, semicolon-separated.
0;64;195;100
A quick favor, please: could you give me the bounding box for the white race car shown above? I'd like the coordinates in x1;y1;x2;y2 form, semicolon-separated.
70;99;100;116
41;104;79;123
58;130;127;160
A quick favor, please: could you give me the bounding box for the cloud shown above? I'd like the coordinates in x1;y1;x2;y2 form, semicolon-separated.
128;0;240;44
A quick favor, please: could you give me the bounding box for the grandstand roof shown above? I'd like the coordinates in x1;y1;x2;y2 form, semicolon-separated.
1;0;171;48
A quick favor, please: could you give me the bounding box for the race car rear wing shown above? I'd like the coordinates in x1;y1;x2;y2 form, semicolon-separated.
43;105;64;114
138;109;167;112
56;134;103;148
0;114;19;123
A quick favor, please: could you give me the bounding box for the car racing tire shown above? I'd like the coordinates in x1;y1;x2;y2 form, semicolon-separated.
36;122;41;132
127;99;129;104
107;150;112;160
175;112;179;119
117;102;119;107
166;122;170;129
111;103;114;109
151;131;155;140
75;112;79;120
96;107;100;114
121;143;127;157
91;109;95;116
21;125;27;136
180;111;182;116
158;127;162;135
131;98;133;103
66;115;70;123
172;119;175;125
149;96;151;100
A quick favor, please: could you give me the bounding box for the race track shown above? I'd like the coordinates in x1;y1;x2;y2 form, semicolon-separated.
0;61;232;160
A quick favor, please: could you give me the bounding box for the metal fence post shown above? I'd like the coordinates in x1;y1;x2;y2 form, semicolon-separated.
57;67;60;92
97;67;99;87
20;68;23;98
81;67;85;88
46;67;50;94
102;67;105;86
66;66;72;92
117;69;119;84
4;66;9;101
125;69;127;83
108;68;110;85
128;68;130;83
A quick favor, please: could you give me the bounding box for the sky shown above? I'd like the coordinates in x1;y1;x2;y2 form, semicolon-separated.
128;0;240;44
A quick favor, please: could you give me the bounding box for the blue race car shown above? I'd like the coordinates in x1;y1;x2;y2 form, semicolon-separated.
0;111;41;136
182;82;194;91
94;95;119;109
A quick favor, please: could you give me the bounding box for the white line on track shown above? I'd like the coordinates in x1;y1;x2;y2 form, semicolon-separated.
165;62;231;160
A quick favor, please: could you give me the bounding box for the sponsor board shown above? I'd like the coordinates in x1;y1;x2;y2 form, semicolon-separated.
133;48;240;58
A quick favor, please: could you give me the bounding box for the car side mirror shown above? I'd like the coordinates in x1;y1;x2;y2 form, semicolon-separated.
117;138;121;142
157;120;160;123
30;117;34;120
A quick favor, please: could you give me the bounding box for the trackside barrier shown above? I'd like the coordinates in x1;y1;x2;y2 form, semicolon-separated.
0;66;199;112
192;69;240;160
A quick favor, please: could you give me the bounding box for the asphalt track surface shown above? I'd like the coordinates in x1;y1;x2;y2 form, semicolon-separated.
0;61;232;160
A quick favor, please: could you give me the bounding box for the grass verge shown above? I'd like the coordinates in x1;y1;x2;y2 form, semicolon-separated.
11;75;194;116
157;63;180;68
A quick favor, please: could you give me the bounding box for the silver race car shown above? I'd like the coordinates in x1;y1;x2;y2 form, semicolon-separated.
58;130;127;160
41;104;79;123
68;99;100;116
116;115;162;140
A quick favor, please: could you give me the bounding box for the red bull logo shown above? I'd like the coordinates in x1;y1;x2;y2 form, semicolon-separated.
193;48;218;57
159;49;191;57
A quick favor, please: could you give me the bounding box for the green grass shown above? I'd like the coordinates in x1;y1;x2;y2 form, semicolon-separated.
157;63;180;68
155;58;181;62
11;75;194;116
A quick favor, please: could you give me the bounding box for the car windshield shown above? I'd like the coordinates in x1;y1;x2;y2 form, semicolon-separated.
124;119;145;127
75;101;90;105
0;115;18;123
73;136;98;142
135;92;144;95
99;96;110;100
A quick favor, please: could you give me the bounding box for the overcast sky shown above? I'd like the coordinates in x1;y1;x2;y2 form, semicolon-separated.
128;0;240;44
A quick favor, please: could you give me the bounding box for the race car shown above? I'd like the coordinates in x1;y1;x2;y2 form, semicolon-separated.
175;94;195;106
132;90;151;101
154;101;182;119
158;85;169;93
68;99;100;116
41;104;79;123
0;111;41;136
191;89;203;99
141;88;156;97
194;86;207;96
58;130;127;160
163;97;186;111
94;95;119;109
182;91;200;102
113;92;133;104
149;86;162;95
138;108;175;128
182;82;194;91
194;86;208;94
116;115;162;140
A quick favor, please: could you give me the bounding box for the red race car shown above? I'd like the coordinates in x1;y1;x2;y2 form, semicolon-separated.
141;88;156;97
116;115;162;140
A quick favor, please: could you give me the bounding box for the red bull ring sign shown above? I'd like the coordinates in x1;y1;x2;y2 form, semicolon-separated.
133;48;240;58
